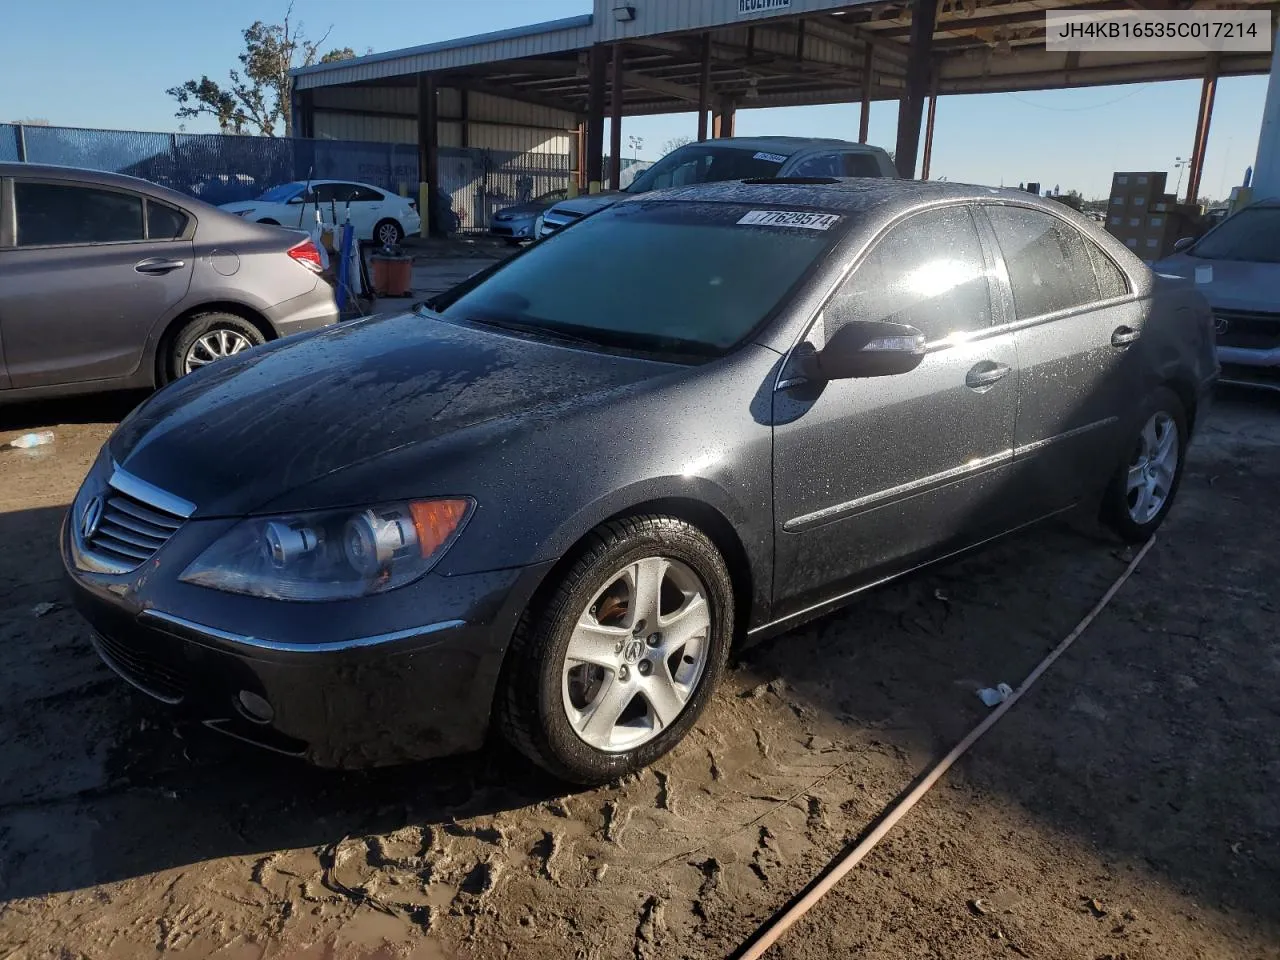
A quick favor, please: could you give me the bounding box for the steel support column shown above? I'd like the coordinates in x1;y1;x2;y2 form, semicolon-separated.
417;73;439;237
895;0;939;179
697;33;712;142
921;76;938;180
610;45;624;190
858;45;873;143
586;45;607;193
713;97;736;138
1185;54;1219;204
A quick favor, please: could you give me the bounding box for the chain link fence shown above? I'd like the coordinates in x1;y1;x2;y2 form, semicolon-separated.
1;124;573;235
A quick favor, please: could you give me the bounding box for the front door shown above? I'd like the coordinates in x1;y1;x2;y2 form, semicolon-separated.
772;204;1021;616
978;203;1146;516
0;180;194;387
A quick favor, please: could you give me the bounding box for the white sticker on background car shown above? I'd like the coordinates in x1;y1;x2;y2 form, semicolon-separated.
753;152;789;163
737;210;841;230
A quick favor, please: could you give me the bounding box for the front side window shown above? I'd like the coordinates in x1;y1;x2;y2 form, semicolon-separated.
434;200;846;357
840;153;886;177
15;182;144;247
789;154;842;178
825;205;994;343
1190;207;1280;264
986;205;1101;320
625;144;789;194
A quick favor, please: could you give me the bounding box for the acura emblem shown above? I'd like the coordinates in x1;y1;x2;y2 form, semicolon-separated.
1214;316;1229;335
80;495;104;541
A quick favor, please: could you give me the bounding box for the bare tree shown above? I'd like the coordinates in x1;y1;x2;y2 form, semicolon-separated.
166;3;357;137
660;136;694;156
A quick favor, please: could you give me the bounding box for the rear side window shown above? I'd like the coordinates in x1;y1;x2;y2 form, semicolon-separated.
986;206;1101;319
15;182;144;247
350;186;385;202
840;153;885;177
1087;242;1129;299
147;202;189;240
826;205;994;343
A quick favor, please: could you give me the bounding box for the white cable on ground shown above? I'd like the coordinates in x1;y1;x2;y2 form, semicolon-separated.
735;536;1157;960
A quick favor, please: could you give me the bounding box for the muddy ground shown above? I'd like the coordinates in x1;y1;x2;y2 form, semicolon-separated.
1;386;1277;960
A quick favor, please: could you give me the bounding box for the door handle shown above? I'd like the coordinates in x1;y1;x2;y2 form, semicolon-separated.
965;361;1011;390
134;258;185;275
1111;326;1141;347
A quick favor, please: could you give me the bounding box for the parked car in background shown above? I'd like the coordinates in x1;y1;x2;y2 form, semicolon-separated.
220;180;421;246
489;188;567;244
536;137;897;238
0;163;338;402
1152;198;1280;392
64;180;1214;785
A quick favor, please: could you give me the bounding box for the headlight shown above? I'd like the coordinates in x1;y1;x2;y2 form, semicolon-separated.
179;499;473;601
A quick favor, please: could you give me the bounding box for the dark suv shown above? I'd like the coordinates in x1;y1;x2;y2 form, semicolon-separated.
0;163;338;402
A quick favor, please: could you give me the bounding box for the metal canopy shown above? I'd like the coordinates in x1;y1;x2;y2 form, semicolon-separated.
295;0;1278;118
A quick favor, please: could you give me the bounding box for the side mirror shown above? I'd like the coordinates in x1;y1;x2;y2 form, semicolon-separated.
817;320;927;380
1173;236;1195;253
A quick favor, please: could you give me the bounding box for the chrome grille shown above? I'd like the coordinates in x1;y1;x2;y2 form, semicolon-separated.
75;465;195;574
1213;308;1280;351
88;489;183;566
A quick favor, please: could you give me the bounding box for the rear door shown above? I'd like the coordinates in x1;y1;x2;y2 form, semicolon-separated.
976;203;1144;516
0;179;194;387
772;204;1020;614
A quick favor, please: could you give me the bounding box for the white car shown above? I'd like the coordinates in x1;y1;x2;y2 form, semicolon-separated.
220;180;421;246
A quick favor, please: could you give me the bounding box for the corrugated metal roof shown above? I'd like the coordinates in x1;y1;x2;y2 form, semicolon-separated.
293;14;595;89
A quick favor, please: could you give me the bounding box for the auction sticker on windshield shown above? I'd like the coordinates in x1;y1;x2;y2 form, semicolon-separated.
738;210;841;230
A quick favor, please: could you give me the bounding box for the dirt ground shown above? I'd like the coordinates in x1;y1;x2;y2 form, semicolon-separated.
1;387;1277;960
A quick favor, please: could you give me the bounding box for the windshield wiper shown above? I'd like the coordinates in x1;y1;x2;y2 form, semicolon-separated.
458;315;603;347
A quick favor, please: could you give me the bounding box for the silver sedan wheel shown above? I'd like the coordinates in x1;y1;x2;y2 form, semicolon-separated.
562;557;712;753
376;221;401;245
1126;411;1179;524
184;329;254;374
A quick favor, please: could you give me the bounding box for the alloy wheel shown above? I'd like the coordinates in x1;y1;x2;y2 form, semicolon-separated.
561;556;711;753
1126;411;1179;525
377;221;400;245
184;329;254;374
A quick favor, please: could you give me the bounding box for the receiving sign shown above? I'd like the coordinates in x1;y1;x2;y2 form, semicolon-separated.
738;0;792;15
738;210;841;230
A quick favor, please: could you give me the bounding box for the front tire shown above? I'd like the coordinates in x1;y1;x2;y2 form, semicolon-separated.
167;312;266;382
498;516;734;785
1100;387;1187;542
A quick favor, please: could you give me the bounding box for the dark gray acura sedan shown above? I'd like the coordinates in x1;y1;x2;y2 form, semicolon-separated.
62;179;1217;784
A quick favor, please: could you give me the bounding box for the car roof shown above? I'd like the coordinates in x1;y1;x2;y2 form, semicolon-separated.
617;177;1067;219
684;136;884;156
0;161;201;208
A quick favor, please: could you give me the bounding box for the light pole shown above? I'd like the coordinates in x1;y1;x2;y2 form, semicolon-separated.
628;135;644;161
1173;157;1190;198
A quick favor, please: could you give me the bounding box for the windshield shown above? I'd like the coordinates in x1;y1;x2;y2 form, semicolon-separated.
624;144;790;194
257;182;305;202
433;200;845;357
1190;207;1280;263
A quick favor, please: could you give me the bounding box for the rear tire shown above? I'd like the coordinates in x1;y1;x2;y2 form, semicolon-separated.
1099;387;1187;542
498;515;733;785
167;312;266;382
374;219;404;247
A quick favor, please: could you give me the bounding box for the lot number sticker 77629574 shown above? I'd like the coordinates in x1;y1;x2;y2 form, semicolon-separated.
737;210;841;230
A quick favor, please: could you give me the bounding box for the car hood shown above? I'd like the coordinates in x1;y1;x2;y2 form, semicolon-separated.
1150;254;1280;312
548;193;625;217
108;312;679;517
495;200;553;218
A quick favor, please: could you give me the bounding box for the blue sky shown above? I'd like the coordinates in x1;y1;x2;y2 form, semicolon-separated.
1;0;1269;199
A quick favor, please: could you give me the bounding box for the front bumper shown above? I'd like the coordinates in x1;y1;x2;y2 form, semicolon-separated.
60;472;552;768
